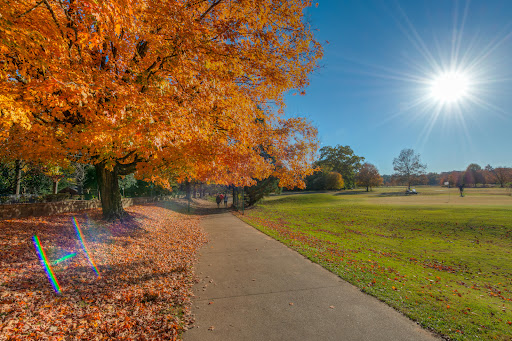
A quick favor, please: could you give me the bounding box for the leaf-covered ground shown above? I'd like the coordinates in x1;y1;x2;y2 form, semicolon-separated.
0;201;206;340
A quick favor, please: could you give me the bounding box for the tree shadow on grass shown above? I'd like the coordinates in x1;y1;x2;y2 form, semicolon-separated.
376;192;408;197
333;190;369;196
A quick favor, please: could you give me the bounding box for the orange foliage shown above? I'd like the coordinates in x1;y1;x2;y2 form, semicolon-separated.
0;202;206;339
0;0;322;188
356;163;383;191
324;171;344;190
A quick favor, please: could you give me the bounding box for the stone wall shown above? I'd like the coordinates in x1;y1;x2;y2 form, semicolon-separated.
0;197;169;220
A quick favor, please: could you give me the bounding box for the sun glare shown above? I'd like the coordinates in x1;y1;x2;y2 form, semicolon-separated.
429;71;470;104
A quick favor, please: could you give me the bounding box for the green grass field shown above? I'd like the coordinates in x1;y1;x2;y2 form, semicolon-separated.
238;187;512;341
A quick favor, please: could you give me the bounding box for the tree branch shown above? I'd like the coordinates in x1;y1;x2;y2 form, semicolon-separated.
16;0;45;19
117;157;141;175
14;74;28;85
56;0;83;61
43;0;65;39
198;0;222;21
117;151;143;175
118;150;136;162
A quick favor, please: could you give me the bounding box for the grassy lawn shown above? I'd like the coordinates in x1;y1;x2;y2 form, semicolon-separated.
238;187;512;341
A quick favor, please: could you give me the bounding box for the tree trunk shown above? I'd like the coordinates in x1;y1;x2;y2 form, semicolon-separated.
185;180;191;200
14;160;22;195
52;180;59;194
95;162;127;221
366;186;369;192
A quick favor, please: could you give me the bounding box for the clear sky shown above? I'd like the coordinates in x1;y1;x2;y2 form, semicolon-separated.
285;0;512;175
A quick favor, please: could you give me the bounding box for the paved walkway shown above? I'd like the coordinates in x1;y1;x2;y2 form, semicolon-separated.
185;206;440;341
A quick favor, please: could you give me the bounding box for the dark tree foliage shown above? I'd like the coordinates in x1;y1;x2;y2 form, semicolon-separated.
305;169;327;190
464;163;484;187
317;145;364;189
84;167;99;198
381;174;392;185
426;172;441;186
21;167;53;195
0;162;14;195
0;161;54;196
244;176;280;207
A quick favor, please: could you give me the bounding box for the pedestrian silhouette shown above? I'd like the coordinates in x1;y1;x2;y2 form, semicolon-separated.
458;184;464;197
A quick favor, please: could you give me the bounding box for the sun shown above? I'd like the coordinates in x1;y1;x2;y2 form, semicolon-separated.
429;71;471;104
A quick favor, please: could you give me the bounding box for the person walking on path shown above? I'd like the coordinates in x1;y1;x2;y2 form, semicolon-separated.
223;193;228;207
215;194;222;208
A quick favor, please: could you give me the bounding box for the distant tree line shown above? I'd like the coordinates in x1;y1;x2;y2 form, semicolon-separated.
3;147;509;207
382;163;512;188
303;146;511;193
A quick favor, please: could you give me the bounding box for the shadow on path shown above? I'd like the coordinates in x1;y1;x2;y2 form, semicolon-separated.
155;198;236;216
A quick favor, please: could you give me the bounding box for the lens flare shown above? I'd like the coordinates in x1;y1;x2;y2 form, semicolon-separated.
72;217;101;278
52;253;77;265
32;235;61;294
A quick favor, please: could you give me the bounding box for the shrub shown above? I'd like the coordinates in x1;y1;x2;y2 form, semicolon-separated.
325;172;344;190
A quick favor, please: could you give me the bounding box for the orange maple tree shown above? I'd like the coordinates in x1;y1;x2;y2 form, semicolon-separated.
356;163;383;192
0;0;322;219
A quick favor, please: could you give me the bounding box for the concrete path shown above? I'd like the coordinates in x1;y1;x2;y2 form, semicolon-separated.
185;208;440;341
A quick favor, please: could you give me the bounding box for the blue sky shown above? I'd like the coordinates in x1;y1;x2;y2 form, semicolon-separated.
285;0;512;175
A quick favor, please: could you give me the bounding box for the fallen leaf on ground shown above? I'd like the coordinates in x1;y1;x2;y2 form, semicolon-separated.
0;201;207;340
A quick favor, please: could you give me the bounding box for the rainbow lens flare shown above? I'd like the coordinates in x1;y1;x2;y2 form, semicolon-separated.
32;235;61;294
52;253;77;265
72;217;101;278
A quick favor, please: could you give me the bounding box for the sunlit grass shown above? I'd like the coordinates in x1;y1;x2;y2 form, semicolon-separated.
238;189;512;340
